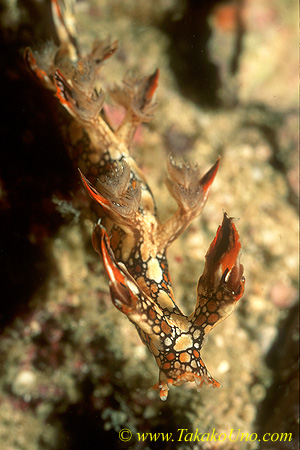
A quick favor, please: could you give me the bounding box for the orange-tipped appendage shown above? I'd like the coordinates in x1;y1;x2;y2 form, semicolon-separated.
200;157;220;194
78;169;111;207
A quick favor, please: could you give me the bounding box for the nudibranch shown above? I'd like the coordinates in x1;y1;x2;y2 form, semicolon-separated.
25;0;245;400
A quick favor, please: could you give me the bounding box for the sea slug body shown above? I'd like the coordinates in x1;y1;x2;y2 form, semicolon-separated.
25;0;245;400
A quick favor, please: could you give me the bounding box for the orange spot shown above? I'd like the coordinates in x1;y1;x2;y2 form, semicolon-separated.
166;353;175;361
148;309;156;320
134;264;142;273
163;273;169;283
163;362;171;370
211;378;221;388
161;321;171;335
150;282;158;293
193;349;200;358
194;314;206;327
161;282;168;290
213;4;238;32
208;313;219;324
161;262;165;270
207;300;217;312
199;359;205;367
179;352;190;363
